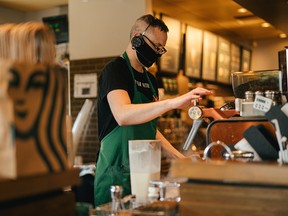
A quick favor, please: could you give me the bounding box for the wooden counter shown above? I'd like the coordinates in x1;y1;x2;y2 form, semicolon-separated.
170;159;288;216
0;168;80;216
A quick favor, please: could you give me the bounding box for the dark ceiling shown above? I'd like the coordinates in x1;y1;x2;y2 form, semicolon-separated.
152;0;288;45
234;0;288;34
0;0;287;45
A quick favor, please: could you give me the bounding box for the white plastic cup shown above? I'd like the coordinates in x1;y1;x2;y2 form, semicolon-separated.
128;140;161;204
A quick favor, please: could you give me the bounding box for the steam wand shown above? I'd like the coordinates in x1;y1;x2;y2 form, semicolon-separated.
183;99;203;151
182;119;203;151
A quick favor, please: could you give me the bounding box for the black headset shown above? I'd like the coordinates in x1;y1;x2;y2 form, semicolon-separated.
131;34;145;48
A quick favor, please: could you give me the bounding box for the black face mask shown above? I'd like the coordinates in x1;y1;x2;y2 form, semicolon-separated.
135;40;161;68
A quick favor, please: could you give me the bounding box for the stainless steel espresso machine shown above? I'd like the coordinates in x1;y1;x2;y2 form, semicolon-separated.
183;62;288;162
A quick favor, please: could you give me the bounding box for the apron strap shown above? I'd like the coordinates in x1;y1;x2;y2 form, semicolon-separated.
122;52;158;101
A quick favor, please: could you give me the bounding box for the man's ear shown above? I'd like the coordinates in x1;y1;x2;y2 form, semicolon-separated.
133;32;141;37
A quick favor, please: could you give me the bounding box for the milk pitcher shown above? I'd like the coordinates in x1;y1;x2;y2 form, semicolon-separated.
128;140;161;204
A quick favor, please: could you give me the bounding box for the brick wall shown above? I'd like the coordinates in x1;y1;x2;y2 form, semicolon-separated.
70;56;115;164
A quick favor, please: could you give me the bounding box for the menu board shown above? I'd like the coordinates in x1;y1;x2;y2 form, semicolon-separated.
185;25;203;78
216;37;231;84
230;43;241;73
202;31;217;81
241;48;251;71
159;15;181;74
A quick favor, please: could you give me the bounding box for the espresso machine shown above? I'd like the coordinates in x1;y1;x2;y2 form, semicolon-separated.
183;68;286;161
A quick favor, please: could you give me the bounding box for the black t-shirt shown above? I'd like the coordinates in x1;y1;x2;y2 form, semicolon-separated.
97;56;158;141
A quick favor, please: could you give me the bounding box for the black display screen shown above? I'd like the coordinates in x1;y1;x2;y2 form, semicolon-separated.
42;14;68;44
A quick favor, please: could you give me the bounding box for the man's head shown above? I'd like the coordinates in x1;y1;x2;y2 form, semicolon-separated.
129;14;169;68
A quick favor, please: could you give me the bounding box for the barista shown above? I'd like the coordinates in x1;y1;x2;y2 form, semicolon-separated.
94;14;212;206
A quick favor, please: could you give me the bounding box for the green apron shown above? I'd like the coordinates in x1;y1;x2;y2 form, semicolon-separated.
94;52;158;206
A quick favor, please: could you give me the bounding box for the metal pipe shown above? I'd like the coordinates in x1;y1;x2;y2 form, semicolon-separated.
182;119;203;151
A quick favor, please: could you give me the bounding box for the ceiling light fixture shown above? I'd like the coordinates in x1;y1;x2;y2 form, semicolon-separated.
261;22;270;28
279;33;287;38
237;8;247;13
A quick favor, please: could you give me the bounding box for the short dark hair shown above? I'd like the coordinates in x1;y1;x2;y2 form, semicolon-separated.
130;14;169;39
137;14;169;32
